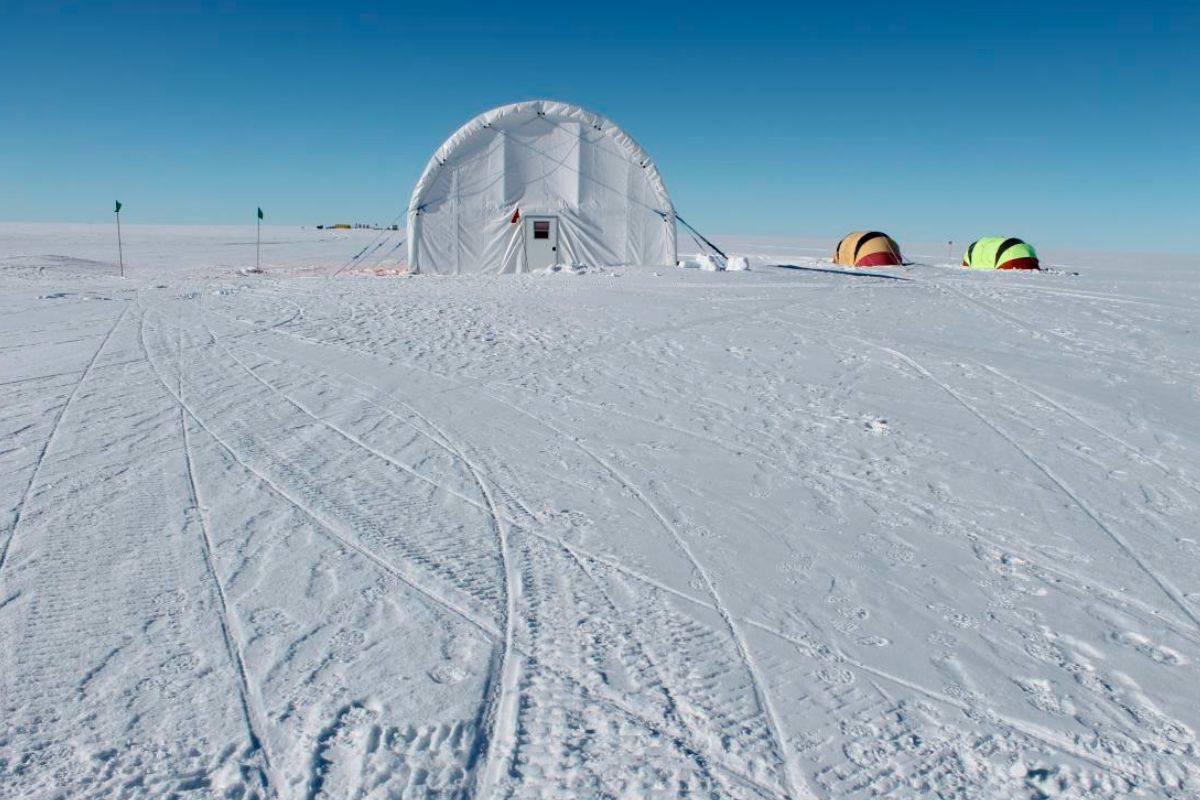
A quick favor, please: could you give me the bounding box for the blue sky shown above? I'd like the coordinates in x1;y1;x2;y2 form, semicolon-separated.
2;1;1197;251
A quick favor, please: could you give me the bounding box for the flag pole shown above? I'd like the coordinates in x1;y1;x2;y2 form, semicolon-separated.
256;206;264;271
114;200;124;278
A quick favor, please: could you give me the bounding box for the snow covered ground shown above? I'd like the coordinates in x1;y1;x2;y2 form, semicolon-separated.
2;223;1198;799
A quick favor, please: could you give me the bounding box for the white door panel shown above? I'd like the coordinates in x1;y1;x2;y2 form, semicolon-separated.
525;216;558;270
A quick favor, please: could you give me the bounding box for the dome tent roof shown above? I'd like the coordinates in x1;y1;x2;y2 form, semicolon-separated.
834;231;903;267
962;237;1040;270
407;100;676;275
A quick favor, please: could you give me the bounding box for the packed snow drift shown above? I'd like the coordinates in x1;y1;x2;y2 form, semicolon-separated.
1;223;1198;799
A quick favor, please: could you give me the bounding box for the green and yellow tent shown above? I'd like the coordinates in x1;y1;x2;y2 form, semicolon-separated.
962;237;1040;270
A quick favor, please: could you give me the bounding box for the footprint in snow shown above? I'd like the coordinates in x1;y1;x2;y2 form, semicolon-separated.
1110;631;1186;665
250;607;298;637
428;664;469;685
329;629;367;663
928;631;958;648
160;652;200;675
864;417;889;435
816;665;855;685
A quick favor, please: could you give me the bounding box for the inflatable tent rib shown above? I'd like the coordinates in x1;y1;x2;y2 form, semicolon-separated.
834;231;903;267
407;100;677;275
962;237;1040;270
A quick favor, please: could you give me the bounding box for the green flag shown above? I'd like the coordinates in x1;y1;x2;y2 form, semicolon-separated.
114;200;122;213
257;207;264;221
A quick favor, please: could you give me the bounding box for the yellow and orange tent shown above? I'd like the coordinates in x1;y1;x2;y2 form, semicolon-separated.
834;231;903;267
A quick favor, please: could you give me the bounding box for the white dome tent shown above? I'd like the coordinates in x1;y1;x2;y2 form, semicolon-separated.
407;100;677;275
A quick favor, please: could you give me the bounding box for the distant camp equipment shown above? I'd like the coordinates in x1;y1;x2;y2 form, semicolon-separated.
834;231;903;267
408;99;676;274
114;200;124;277
962;237;1040;270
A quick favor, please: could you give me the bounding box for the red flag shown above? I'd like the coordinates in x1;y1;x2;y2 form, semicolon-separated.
510;208;520;224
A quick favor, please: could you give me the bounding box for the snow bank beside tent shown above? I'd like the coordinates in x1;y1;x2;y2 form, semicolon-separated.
678;253;749;271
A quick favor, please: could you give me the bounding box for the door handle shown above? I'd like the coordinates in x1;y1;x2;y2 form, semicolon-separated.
552;246;557;251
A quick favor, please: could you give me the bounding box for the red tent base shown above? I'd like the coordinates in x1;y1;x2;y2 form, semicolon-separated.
855;251;902;267
961;258;1041;270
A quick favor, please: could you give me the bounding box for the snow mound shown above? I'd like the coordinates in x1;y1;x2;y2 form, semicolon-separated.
725;255;750;271
679;254;726;271
541;263;595;275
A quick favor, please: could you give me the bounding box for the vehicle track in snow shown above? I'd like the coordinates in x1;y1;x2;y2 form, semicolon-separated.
983;281;1200;315
210;280;1196;793
773;310;1200;638
185;298;514;626
30;280;1152;796
140;321;785;796
0;368;87;390
927;277;1194;379
217;286;305;340
171;297;279;795
139;303;499;644
242;362;792;796
231;345;768;800
177;335;788;631
203;292;526;800
198;300;491;514
521;533;736;795
3;292;278;798
730;307;1200;646
0;300;130;577
207;295;798;477
315;304;1147;791
975;361;1200;497
201;291;806;796
205;293;784;797
474;391;813;800
217;295;1200;662
357;390;521;800
139;295;514;797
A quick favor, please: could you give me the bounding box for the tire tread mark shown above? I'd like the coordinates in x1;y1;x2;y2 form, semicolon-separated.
201;298;786;798
978;362;1200;496
148;307;784;796
221;327;1200;655
138;302;500;643
0;301;131;576
779;314;1200;636
170;299;279;795
478;392;813;800
371;399;748;797
376;401;520;800
215;290;1165;791
212;302;741;798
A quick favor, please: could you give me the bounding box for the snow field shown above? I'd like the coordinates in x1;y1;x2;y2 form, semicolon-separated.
1;224;1199;798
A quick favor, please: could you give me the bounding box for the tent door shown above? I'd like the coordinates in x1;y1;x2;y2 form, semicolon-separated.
524;216;559;270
